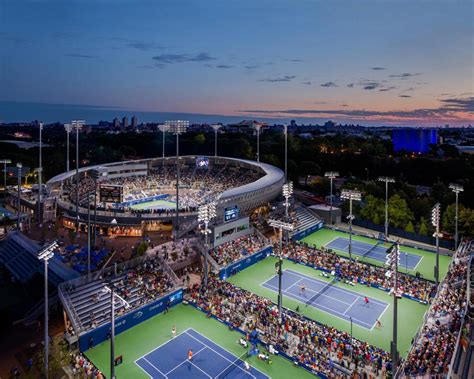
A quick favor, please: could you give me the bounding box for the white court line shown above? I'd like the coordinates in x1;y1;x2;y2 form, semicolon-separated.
343;297;359;316
323;236;338;248
286;278;304;291
188;360;212;378
165;346;207;376
263;282;375;329
284;269;388;307
185;330;260;379
143;357;167;378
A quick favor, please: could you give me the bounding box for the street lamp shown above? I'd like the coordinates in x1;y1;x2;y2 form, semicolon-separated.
64;123;72;172
268;218;294;318
449;183;463;251
211;124;222;157
102;285;130;379
324;171;339;225
378;176;395;239
37;240;59;379
198;201;217;287
16;163;22;230
0;159;11;192
165;120;189;241
340;189;362;261
72;120;85;234
431;203;442;285
253;124;262;162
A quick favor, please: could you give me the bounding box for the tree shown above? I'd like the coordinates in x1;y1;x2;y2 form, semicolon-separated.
442;203;459;234
405;221;415;233
360;195;385;224
418;217;429;235
388;194;414;229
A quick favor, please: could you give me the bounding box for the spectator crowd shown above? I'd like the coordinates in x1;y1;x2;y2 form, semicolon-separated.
209;233;269;267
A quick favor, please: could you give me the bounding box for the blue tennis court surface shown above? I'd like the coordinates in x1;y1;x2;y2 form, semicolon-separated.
325;237;422;269
262;269;389;329
135;328;269;378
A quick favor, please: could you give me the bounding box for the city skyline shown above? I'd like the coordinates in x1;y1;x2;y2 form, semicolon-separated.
0;0;473;126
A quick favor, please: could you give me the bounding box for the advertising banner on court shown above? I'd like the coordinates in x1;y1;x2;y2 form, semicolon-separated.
79;289;183;351
219;246;272;280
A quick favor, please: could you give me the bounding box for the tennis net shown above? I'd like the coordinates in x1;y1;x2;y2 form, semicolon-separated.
305;277;337;306
216;350;250;378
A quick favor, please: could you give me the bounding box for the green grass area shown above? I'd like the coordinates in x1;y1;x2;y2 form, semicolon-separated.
129;199;176;210
228;256;428;357
300;228;451;281
84;303;317;379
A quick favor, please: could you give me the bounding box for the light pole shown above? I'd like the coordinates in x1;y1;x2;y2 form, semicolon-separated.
431;203;441;285
283;124;288;182
282;182;293;219
449;183;463;251
158;124;169;159
325;171;339;225
341;189;362;261
0;159;11;192
72;120;85;234
37;240;59;379
378;176;395;239
385;242;400;377
16;163;22;230
198;201;217;287
38;122;43;225
102;285;130;379
166;120;189;241
211;124;222;157
254;124;262;162
268;218;294;318
64;123;72;172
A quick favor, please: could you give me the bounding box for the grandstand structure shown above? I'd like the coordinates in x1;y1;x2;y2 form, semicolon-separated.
46;156;284;237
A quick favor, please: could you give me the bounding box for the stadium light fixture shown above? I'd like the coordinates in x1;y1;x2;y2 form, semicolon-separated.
72;120;85;233
268;218;294;319
16;162;22;230
282;181;293;217
211;124;222;157
431;203;442;285
0;159;12;191
386;242;400;377
64;123;72;172
449;183;463;251
253;124;263;162
340;189;362;261
165;120;189;241
377;176;395;239
324;171;339;225
37;240;59;379
102;284;130;379
198;201;217;287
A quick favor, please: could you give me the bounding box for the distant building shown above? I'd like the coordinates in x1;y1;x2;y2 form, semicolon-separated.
227;120;268;134
122;116;128;130
131;116;137;128
392;128;437;153
113;118;120;129
290;120;297;127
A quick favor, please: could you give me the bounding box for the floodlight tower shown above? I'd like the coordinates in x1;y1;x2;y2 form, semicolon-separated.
64;123;72;172
0;159;11;191
385;242;400;377
283;124;288;181
268;218;294;318
378;176;395;239
198;201;217;287
211;124;222;157
431;203;441;285
165;120;189;240
38;122;43;225
254;124;262;162
37;240;59;379
282;181;293;219
340;189;362;261
102;284;130;379
324;171;339;225
449;183;463;251
158;124;170;159
16;163;22;230
72;120;85;233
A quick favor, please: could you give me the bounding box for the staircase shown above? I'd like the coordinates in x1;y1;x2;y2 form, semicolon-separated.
290;205;321;239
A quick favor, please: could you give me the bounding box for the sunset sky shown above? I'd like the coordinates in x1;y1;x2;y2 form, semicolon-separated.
0;0;473;126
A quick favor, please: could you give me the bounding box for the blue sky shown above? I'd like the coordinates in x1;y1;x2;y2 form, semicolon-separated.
0;0;472;125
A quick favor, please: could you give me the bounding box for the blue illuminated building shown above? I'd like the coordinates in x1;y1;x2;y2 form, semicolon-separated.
392;128;438;153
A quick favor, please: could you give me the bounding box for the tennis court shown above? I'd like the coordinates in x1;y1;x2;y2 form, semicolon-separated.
130;199;176;211
325;237;422;269
261;269;388;329
135;328;269;379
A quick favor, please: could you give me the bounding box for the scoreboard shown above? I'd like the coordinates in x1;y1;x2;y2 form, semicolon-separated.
99;185;123;203
224;205;239;223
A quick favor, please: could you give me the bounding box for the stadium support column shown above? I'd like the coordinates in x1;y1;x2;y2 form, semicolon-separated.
449;183;463;251
16;163;22;230
325;172;339;225
268;219;294;320
432;203;441;285
37;240;58;379
341;189;362;261
378;177;395;239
